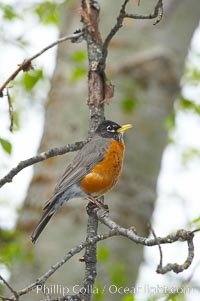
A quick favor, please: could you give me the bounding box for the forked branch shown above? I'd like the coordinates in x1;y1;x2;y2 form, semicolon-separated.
0;207;197;301
0;140;87;188
102;0;163;61
0;31;83;98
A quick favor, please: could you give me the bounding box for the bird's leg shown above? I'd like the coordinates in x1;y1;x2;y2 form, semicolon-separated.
97;195;104;204
97;196;109;210
88;196;104;208
87;196;109;210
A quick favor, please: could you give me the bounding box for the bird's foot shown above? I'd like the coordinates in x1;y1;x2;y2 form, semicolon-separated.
87;196;109;211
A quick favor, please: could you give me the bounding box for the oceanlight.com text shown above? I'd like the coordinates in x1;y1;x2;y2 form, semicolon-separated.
36;283;195;297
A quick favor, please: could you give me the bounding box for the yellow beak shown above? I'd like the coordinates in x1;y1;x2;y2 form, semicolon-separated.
117;124;133;133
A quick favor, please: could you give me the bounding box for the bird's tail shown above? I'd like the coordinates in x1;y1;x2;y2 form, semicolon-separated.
31;195;65;244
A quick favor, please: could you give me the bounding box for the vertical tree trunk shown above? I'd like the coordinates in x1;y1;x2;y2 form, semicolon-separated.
10;1;200;300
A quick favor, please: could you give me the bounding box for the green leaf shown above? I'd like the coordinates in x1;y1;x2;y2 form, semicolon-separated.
70;67;87;82
0;230;34;266
165;112;175;129
182;148;200;165
109;262;127;287
93;283;104;301
122;294;135;301
0;229;18;242
179;95;200;115
13;111;20;131
167;293;186;301
185;67;200;84
0;240;21;267
190;216;200;225
120;97;136;113
22;69;43;90
0;4;20;20
0;138;12;154
35;2;59;25
97;246;110;262
71;51;87;62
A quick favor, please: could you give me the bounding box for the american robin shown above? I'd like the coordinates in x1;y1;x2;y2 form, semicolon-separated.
31;120;132;243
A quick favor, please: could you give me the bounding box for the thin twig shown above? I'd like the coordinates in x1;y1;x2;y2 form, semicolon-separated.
0;275;18;300
183;260;200;285
6;88;14;132
102;0;129;59
102;0;163;60
124;0;163;25
96;208;195;274
1;230;114;300
0;140;87;188
0;31;83;97
0;296;13;301
148;224;163;272
191;228;200;234
0;209;197;300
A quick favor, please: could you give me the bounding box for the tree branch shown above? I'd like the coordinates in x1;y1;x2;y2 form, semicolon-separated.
0;207;197;301
79;204;99;301
96;208;196;274
0;227;114;300
102;0;163;61
79;1;105;300
1;2;196;301
0;31;83;98
125;0;163;25
0;275;18;300
81;0;105;136
148;224;163;271
0;140;87;188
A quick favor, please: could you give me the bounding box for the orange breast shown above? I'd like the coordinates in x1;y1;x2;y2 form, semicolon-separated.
80;140;125;197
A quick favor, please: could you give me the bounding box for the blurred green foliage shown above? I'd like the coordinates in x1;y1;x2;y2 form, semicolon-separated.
184;67;200;85
22;69;44;91
120;96;137;114
0;138;12;155
179;95;200;114
119;77;140;114
12;110;20;131
97;245;110;262
95;246;132;301
164;112;176;130
0;229;34;268
69;50;87;82
93;283;104;301
70;67;87;83
145;291;188;301
35;1;60;25
190;215;200;228
109;262;128;287
0;4;21;20
71;50;87;63
165;60;200;131
0;3;199;300
122;295;135;301
166;293;186;301
181;148;200;165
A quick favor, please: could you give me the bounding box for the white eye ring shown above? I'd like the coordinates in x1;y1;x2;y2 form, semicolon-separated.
106;125;115;132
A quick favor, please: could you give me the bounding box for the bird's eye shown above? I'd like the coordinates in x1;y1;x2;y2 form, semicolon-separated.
106;125;115;132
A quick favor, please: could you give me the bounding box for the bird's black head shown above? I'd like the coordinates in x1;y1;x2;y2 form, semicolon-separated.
95;120;132;141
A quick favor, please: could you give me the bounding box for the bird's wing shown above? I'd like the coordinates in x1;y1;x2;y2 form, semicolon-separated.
46;137;111;204
31;137;110;243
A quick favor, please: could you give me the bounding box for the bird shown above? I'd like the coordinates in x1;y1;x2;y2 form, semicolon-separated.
31;120;132;243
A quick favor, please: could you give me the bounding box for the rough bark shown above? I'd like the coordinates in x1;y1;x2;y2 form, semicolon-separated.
9;1;200;300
